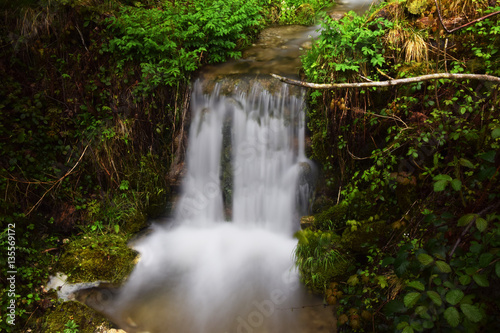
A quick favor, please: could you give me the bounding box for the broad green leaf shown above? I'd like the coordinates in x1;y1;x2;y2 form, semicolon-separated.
384;299;406;315
426;290;442;306
446;289;464;305
407;280;425;291
443;280;455;289
472;274;489;287
347;274;359;286
475;218;487;232
457;213;477;227
496;261;500;278
404;292;421;309
460;303;483;323
480;150;496;163
382;256;395;266
417;253;434;266
436;260;452;273
377;275;388;288
459;158;475;168
450;179;462;191
460;274;472;285
410;321;423;331
479;253;494;267
492;127;500;139
444;307;460;327
423;320;434;329
397;321;409;330
415;305;430;319
433;179;448;192
433;174;453;181
402;326;414;333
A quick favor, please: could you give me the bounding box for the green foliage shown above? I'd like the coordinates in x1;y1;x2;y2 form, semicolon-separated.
102;0;264;89
64;319;79;333
294;229;353;293
298;1;500;332
302;11;391;83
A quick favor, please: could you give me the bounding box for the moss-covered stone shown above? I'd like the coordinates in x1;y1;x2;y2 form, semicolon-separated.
57;234;137;284
340;219;390;254
313;201;349;230
43;301;112;333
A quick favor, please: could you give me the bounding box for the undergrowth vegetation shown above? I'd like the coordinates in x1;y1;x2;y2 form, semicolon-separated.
0;0;334;331
297;0;500;332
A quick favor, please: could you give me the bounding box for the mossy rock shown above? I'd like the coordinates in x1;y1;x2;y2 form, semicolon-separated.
43;301;112;333
122;210;149;235
58;234;137;284
340;219;389;254
313;202;348;230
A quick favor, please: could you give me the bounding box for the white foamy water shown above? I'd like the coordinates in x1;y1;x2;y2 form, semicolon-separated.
104;80;332;333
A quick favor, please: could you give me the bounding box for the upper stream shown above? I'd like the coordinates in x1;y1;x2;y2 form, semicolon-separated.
76;1;374;332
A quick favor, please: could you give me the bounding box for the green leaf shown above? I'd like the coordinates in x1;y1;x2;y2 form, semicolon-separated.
457;213;477;227
433;174;453;181
444;307;460;327
492;127;500;139
426;290;442;306
436;261;452;273
459;158;475;168
423;319;434;329
402;326;414;333
460;303;483;323
480;151;496;163
450;179;462;191
407;280;425;291
458;275;471;286
384;299;406;315
404;292;421;309
446;289;464;305
479;253;494;267
417;253;434;266
347;274;359;286
472;273;489;287
496;261;500;278
475;218;487;232
433;179;448;192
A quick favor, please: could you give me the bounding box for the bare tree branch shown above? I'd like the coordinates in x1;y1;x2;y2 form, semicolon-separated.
434;0;500;33
270;73;500;90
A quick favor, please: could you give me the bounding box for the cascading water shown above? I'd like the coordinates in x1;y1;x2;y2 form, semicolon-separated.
71;2;376;331
104;78;327;333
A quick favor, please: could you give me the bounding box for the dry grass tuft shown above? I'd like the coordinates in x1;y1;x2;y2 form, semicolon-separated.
404;30;428;63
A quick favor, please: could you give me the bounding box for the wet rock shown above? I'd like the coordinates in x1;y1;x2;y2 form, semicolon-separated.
300;215;315;229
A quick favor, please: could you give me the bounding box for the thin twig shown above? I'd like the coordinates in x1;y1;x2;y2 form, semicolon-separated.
26;145;89;215
74;24;88;52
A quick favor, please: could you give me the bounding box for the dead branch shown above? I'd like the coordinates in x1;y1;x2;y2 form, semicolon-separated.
434;0;500;33
270;73;500;90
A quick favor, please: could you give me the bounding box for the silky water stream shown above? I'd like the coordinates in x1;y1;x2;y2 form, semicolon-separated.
73;1;374;332
99;79;330;333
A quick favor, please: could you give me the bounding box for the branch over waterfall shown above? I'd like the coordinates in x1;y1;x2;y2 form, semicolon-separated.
270;73;500;90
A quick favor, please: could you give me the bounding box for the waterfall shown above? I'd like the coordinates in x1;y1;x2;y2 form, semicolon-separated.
108;78;325;333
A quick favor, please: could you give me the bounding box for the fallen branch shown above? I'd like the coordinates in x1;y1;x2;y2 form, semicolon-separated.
270;73;500;90
434;0;500;33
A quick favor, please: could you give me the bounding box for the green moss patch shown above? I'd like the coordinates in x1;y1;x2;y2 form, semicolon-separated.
43;301;112;333
58;234;137;284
